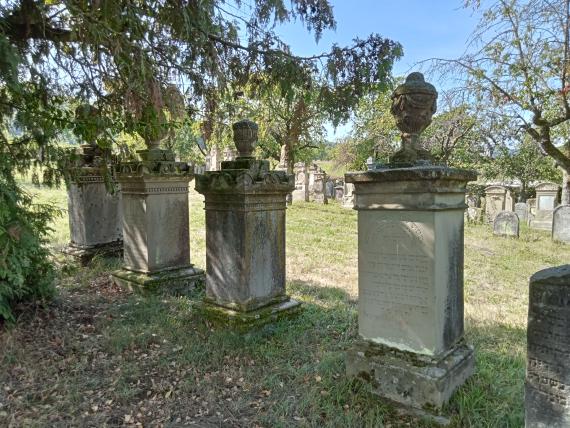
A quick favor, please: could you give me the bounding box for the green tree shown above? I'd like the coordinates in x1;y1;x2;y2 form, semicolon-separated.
0;1;402;320
447;0;570;201
481;134;561;200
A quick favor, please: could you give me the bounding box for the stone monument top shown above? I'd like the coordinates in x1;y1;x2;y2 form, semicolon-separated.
232;119;258;158
196;119;293;194
389;72;438;166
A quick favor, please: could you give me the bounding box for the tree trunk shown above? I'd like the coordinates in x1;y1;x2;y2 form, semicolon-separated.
561;168;570;205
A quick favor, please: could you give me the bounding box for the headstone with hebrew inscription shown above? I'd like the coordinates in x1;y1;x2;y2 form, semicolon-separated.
493;211;519;238
525;265;570;428
345;73;475;413
552;205;570;244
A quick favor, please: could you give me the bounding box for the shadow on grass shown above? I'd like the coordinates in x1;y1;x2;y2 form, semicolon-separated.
1;275;526;427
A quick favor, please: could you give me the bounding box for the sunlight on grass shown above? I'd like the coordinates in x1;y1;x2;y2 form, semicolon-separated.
3;183;570;427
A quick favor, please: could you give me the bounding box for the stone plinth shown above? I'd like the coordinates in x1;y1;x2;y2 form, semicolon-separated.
112;150;204;294
63;166;123;264
530;182;559;230
195;157;300;329
525;265;570;427
345;166;476;410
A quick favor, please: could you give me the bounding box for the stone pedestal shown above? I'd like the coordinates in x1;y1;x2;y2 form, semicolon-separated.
62;147;123;264
525;265;570;428
345;166;476;410
112;149;204;294
195;120;300;329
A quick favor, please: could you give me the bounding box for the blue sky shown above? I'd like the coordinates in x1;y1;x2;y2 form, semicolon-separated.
276;0;480;76
273;0;482;137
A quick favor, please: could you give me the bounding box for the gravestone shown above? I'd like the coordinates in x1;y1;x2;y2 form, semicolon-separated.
493;211;519;238
530;182;559;230
207;145;221;171
308;166;328;204
484;185;507;223
342;182;355;209
63;143;123;264
335;185;344;200
505;189;515;211
325;179;335;199
195;120;300;328
466;207;482;223
552;205;570;244
525;265;570;427
112;148;204;294
345;73;475;413
527;198;537;225
515;202;528;223
291;163;309;202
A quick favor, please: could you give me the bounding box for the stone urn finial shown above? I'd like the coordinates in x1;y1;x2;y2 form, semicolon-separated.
389;72;438;165
232;119;258;158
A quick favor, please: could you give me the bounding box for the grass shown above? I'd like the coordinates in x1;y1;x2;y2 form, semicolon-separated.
1;181;569;427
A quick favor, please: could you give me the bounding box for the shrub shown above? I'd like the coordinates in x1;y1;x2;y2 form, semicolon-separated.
0;157;58;323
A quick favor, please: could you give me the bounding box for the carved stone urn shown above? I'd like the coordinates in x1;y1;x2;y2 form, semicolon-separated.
389;72;438;165
232;119;258;158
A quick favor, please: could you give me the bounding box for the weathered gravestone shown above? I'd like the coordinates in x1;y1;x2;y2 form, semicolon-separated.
530;182;559;231
493;211;520;238
525;265;570;428
291;162;309;202
484;185;508;223
63;143;123;264
552;205;570;244
515;202;529;223
112;144;204;294
325;179;335;199
195;120;300;328
345;73;475;413
527;198;537;225
309;166;328;204
335;185;344;200
342;182;355;209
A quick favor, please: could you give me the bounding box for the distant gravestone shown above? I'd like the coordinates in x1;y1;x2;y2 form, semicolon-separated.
493;211;519;238
525;265;570;427
325;180;335;199
515;203;528;223
335;186;344;200
484;185;507;223
553;205;570;244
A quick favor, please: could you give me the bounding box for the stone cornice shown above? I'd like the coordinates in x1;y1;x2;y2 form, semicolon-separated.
195;160;294;194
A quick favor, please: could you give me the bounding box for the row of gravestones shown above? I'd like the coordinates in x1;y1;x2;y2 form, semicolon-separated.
291;162;354;205
493;205;570;242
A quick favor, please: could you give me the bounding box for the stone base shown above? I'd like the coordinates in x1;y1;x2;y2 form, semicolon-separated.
62;241;123;265
112;266;205;295
529;220;552;230
196;298;302;330
346;340;475;412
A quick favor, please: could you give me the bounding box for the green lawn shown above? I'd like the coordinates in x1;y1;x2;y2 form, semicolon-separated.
1;183;568;427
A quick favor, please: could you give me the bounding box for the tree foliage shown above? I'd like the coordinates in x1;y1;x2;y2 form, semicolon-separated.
445;0;570;197
0;0;402;320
